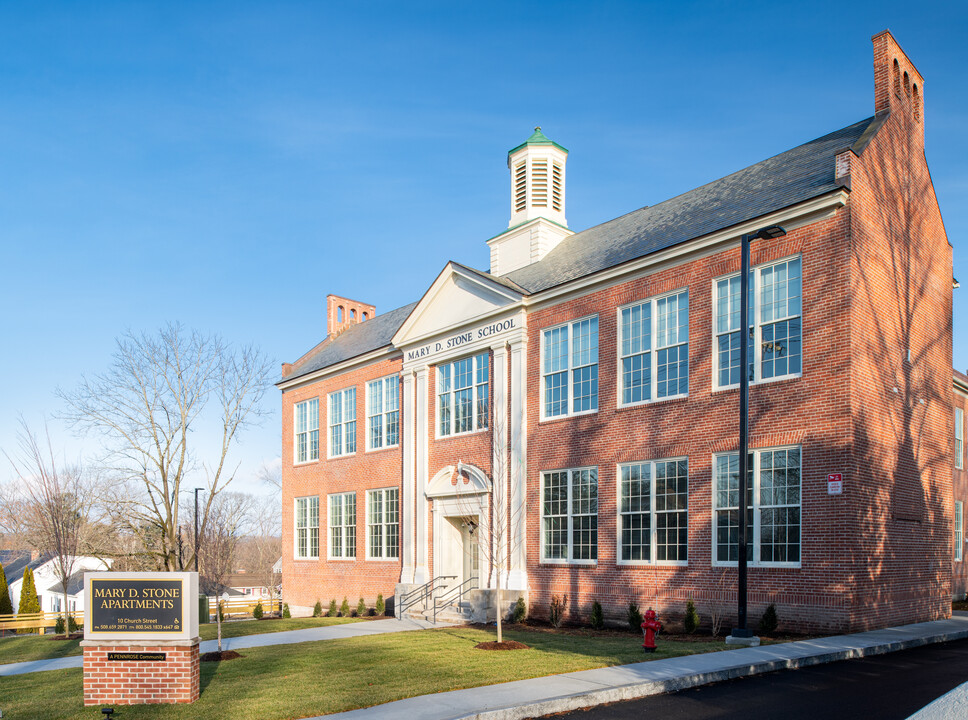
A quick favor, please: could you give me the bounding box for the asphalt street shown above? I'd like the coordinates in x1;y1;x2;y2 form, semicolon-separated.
546;637;968;720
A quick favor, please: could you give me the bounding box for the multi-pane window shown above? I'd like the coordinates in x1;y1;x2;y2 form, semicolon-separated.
295;398;319;463
367;488;399;559
437;353;488;436
367;376;400;450
542;316;599;418
542;468;598;562
956;408;964;470
714;447;801;565
295;496;319;559
328;387;357;457
620;291;689;405
619;459;688;563
956;501;964;562
715;257;802;388
329;493;356;559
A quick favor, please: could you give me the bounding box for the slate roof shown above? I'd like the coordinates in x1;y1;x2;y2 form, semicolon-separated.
283;116;882;379
2;552;52;587
283;302;418;383
502;116;880;294
50;570;86;597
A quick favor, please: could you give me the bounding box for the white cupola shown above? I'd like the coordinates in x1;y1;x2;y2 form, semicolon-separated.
486;128;573;276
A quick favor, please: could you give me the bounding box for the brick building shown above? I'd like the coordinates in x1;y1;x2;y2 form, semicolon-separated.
277;31;961;633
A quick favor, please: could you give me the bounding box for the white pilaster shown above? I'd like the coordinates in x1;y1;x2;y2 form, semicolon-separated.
491;344;509;589
400;371;416;584
414;366;430;584
508;336;528;590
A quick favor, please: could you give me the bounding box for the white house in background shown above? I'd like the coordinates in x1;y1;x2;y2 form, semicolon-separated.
2;552;110;615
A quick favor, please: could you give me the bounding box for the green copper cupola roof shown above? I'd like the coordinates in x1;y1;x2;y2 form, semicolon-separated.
508;127;568;157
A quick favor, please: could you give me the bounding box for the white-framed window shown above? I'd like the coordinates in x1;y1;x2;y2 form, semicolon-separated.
619;291;689;405
619;458;688;564
542;316;599;419
294;398;319;463
714;256;802;388
367;488;399;559
437;352;489;436
956;408;964;470
328;387;357;457
956;501;964;562
367;375;400;450
294;496;319;559
328;492;356;559
713;447;801;566
541;467;598;563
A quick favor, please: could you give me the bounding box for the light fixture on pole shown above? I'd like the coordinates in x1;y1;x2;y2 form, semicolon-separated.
730;224;786;644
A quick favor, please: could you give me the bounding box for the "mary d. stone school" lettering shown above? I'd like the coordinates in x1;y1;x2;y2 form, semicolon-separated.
406;319;516;363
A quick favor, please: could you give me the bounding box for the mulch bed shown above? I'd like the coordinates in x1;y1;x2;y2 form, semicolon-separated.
45;632;84;641
474;640;530;651
200;650;242;662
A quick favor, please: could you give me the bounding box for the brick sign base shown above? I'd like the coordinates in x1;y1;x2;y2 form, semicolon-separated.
81;639;200;705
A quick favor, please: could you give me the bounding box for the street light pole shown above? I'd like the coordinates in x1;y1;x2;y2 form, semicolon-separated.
194;487;203;573
730;225;785;642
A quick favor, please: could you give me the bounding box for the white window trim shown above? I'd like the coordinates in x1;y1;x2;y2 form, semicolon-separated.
540;314;599;421
711;254;803;392
435;352;490;439
616;458;689;567
616;289;690;408
294;495;319;560
327;492;357;561
365;487;400;561
327;386;357;459
366;374;401;452
956;500;964;562
293;397;319;465
539;466;598;566
956;408;964;470
711;446;802;569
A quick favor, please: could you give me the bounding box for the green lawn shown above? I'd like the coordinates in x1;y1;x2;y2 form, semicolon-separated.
0;617;364;666
0;625;734;720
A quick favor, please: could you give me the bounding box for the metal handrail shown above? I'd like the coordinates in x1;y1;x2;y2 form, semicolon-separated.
399;575;456;615
433;576;478;623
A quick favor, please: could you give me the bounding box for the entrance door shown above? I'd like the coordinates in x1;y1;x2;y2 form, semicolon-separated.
462;520;480;588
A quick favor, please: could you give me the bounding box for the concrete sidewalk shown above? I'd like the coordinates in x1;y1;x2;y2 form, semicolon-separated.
0;617;439;677
306;614;968;720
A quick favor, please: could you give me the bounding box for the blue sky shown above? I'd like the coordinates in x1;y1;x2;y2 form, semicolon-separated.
1;1;966;494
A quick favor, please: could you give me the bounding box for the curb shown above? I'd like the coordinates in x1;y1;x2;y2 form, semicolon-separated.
462;627;968;720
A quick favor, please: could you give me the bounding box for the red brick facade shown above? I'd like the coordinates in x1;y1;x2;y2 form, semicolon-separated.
82;642;199;705
278;32;959;633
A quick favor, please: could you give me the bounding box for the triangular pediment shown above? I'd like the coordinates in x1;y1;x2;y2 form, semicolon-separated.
392;262;524;347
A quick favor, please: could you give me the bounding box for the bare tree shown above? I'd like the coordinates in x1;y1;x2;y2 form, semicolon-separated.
57;323;273;571
3;422;99;634
245;495;282;611
198;491;253;653
256;459;281;491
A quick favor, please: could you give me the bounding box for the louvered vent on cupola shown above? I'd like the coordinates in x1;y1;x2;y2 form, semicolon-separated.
514;161;527;213
552;162;563;212
531;159;548;207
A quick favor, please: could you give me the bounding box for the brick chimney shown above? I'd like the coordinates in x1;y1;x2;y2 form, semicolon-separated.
872;30;924;145
326;295;375;339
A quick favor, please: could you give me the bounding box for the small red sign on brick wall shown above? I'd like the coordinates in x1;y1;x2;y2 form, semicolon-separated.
828;473;844;495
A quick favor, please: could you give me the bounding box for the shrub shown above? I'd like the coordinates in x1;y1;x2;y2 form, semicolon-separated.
253;602;264;619
340;597;350;617
17;567;40;634
549;594;566;629
327;599;338;617
68;615;79;633
758;604;779;635
684;599;700;634
312;600;322;618
0;562;12;615
590;601;605;630
511;596;527;624
627;601;643;632
283;603;291;619
375;593;385;616
217;601;225;622
356;597;366;617
55;616;66;635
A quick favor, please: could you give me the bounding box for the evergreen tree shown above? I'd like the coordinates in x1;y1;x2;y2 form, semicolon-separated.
18;567;41;634
0;563;12;615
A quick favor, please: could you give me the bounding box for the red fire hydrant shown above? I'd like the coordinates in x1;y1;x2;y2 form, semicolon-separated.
641;608;661;653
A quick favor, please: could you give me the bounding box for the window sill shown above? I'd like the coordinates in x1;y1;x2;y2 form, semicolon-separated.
435;427;489;441
539;559;597;567
712;373;802;394
617;394;689;411
326;557;358;562
366;444;400;455
327;452;357;461
365;557;401;563
293;459;319;467
711;561;801;569
538;409;599;426
617;560;688;567
292;557;320;562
